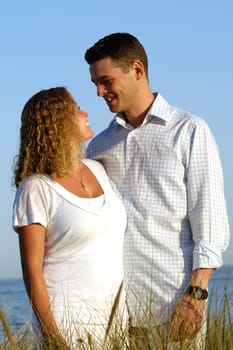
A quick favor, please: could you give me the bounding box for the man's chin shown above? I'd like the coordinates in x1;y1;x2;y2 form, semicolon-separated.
105;98;116;111
109;107;117;113
108;104;120;113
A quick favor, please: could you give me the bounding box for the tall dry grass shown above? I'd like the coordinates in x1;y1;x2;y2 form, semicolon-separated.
1;277;232;349
1;300;232;349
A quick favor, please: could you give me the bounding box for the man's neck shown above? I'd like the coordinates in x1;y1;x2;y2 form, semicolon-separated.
124;92;156;128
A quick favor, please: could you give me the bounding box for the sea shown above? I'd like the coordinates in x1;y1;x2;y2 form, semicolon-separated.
0;265;232;342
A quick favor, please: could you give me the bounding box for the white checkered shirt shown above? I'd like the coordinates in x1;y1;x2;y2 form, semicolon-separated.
87;93;230;326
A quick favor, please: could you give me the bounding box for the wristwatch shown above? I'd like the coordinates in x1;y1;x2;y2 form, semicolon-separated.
185;285;208;300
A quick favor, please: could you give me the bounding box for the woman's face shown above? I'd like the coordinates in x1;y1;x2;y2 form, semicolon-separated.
75;105;94;142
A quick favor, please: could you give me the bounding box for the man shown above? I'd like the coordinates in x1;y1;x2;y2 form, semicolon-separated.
84;33;229;348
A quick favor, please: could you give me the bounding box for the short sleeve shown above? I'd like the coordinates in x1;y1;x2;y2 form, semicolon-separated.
12;176;50;232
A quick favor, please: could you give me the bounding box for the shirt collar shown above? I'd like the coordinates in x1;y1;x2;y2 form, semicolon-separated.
146;93;172;123
111;93;171;129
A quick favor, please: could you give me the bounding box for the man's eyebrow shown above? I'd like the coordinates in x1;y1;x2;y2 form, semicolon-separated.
91;75;111;83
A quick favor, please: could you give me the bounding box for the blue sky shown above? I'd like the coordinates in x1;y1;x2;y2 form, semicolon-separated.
0;0;232;278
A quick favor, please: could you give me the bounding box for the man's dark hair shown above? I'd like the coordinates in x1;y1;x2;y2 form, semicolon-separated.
85;32;148;78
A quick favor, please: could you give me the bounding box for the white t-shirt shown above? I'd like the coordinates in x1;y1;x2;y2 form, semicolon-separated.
13;159;127;347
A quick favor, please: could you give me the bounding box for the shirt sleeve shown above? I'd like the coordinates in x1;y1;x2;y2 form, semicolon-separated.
12;176;50;232
186;120;230;270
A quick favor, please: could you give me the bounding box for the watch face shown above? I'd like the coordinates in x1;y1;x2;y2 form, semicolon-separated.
194;288;203;299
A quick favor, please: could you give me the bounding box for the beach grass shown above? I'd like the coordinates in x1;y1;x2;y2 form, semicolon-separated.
1;269;233;349
0;294;233;350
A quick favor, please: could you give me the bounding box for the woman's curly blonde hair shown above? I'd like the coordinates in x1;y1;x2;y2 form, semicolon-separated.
13;87;84;187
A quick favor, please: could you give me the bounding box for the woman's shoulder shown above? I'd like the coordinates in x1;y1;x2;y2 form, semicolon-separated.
83;158;106;173
83;158;110;185
17;174;49;194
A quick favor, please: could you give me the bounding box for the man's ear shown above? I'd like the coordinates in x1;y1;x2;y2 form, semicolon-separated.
132;60;144;79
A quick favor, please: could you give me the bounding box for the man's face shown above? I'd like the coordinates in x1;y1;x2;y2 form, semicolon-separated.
89;57;138;114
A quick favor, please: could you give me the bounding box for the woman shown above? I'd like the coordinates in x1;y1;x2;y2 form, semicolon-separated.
12;87;127;349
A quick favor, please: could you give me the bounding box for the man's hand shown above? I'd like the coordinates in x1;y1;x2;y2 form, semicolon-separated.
168;294;205;342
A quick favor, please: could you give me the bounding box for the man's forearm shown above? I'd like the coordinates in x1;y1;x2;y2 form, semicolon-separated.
189;268;216;289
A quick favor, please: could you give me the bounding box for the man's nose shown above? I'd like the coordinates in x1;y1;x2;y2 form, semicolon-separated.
97;84;106;97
